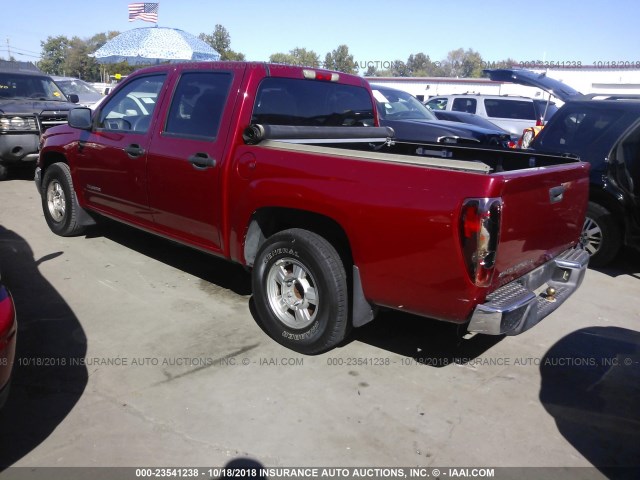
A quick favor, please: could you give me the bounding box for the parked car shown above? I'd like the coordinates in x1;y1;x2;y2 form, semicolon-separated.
52;76;103;108
0;269;16;408
372;85;511;147
485;68;640;266
430;109;518;147
36;62;588;354
425;93;558;135
0;61;78;180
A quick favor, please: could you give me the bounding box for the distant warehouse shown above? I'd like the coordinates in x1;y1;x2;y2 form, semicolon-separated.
370;66;640;102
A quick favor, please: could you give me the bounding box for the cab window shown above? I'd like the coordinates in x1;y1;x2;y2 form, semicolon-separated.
97;75;165;133
252;78;374;126
164;72;232;139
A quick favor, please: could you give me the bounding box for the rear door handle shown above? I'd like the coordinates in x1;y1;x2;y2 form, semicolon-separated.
124;144;144;158
188;152;216;169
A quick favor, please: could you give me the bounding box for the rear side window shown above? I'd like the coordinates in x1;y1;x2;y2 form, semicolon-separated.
251;78;374;126
534;100;558;121
426;98;448;110
536;107;622;153
165;72;232;139
484;99;536;120
452;98;477;113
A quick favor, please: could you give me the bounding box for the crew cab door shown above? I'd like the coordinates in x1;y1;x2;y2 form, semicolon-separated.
145;69;241;251
74;74;166;221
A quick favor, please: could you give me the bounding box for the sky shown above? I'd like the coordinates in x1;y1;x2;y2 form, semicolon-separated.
2;0;640;69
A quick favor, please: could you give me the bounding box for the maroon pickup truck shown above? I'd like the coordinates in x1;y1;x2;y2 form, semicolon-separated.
35;62;590;354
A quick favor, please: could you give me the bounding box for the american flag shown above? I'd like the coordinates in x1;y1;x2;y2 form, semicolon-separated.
128;3;159;23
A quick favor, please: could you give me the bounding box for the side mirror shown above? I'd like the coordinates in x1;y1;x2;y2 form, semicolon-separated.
103;87;111;95
68;107;92;130
67;93;80;104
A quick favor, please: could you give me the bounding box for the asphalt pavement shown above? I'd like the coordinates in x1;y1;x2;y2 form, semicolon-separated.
0;171;638;478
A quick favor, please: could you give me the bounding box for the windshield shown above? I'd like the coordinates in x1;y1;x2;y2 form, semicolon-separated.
373;88;437;121
0;72;67;101
56;79;100;96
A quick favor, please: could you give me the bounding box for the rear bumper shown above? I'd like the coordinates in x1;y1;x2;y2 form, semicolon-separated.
468;247;589;336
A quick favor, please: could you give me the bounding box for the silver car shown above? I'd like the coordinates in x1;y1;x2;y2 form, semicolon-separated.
52;76;103;108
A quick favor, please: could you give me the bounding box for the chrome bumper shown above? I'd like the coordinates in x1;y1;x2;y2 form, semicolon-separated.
468;248;589;336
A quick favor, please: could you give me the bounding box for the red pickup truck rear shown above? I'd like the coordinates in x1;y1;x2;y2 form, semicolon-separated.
35;62;590;354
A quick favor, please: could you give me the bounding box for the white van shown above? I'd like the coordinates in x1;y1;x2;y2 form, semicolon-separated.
425;94;557;135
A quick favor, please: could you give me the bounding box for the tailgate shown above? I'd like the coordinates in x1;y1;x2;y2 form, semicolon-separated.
492;162;590;288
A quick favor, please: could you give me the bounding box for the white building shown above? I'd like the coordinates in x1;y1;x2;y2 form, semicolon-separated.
369;67;640;102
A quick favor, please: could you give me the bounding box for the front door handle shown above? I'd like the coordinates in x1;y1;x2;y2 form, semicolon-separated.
549;184;566;204
188;152;216;169
124;144;144;158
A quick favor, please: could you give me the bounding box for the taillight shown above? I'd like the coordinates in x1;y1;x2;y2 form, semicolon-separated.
460;198;502;287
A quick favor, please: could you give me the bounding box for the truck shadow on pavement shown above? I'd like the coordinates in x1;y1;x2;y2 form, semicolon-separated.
91;219;501;363
539;326;640;479
592;247;640;280
88;219;252;296
349;310;503;366
0;226;88;469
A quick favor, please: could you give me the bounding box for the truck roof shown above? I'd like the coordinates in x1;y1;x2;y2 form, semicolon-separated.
123;61;369;88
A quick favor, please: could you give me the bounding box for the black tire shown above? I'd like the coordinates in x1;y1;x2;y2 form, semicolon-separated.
252;228;350;354
41;163;86;237
581;201;622;267
0;164;8;181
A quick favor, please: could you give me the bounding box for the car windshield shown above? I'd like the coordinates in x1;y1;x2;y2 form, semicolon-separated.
56;79;100;96
374;88;437;121
0;72;67;101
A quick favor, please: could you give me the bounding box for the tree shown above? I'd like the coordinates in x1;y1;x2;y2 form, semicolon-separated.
64;36;95;80
440;48;484;78
198;24;245;61
39;35;70;75
269;47;320;68
363;65;379;77
323;45;357;74
406;53;436;77
492;58;519;69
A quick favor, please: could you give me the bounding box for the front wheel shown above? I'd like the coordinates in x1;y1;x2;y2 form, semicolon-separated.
252;228;350;354
41;163;86;237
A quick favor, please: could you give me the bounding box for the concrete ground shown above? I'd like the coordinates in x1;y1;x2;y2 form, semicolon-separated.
0;171;638;476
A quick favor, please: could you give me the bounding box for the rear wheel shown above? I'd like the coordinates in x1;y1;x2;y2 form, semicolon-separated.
0;164;8;181
252;228;350;354
581;201;622;267
41;163;86;237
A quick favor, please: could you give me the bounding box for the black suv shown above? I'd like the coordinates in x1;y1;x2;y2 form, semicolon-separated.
0;61;78;180
485;69;640;266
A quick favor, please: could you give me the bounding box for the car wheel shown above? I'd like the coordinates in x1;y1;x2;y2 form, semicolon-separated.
41;163;86;237
0;164;8;181
581;202;622;267
252;228;350;354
